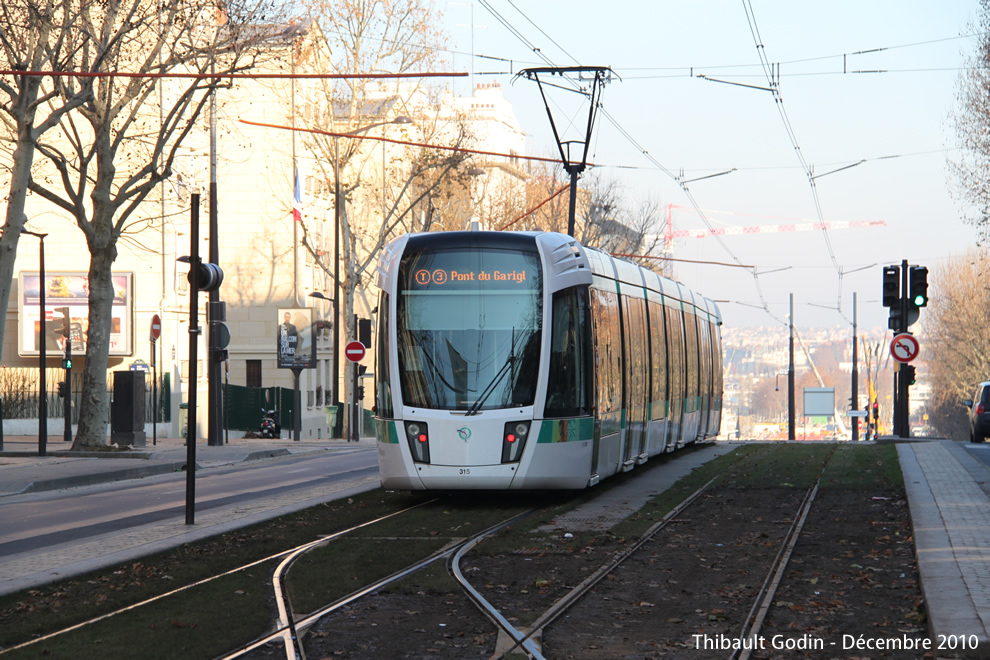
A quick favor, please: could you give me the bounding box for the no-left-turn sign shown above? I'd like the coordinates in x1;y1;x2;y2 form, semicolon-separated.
890;333;920;363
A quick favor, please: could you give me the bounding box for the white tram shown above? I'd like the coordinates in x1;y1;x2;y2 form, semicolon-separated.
373;230;723;490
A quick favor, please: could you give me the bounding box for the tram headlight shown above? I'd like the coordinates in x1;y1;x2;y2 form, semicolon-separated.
404;421;430;463
502;421;530;463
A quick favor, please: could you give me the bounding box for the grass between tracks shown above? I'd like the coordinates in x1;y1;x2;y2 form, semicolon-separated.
0;442;904;658
608;441;903;542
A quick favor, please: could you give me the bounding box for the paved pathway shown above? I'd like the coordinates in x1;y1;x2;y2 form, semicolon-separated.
899;440;990;658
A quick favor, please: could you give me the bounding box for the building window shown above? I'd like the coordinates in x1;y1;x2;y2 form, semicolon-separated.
246;360;262;387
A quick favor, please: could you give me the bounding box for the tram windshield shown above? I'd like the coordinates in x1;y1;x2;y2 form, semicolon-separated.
396;245;543;411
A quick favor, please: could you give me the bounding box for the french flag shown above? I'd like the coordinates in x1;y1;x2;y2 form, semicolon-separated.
293;167;302;223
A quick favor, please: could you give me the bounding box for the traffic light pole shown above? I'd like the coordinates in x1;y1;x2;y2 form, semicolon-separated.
885;258;928;439
851;292;858;442
904;261;912;437
64;328;71;443
185;194;201;526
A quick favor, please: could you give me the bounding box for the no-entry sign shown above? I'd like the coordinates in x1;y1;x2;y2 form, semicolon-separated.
150;314;162;341
345;341;366;363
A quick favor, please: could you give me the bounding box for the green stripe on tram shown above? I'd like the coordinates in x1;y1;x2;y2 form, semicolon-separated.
377;419;400;444
537;418;594;443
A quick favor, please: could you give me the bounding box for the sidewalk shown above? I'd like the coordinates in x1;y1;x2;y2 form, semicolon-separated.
0;434;374;497
0;434;381;596
898;439;990;659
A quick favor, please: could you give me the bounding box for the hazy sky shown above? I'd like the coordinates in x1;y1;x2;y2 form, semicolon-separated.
441;1;979;332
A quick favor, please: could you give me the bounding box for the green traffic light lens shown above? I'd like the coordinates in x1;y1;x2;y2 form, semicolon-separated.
913;295;926;306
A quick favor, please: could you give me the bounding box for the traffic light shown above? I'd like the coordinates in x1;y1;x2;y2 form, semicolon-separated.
882;265;900;307
62;358;72;369
909;265;929;308
55;306;70;337
359;318;372;347
888;305;902;332
188;262;224;292
872;400;879;422
902;364;917;385
57;381;67;398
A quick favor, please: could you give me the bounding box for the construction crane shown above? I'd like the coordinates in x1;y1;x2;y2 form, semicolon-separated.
663;204;887;254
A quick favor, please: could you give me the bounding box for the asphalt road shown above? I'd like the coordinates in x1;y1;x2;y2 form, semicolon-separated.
0;447;379;558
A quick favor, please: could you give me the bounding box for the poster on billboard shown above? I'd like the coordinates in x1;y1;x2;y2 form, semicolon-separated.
18;272;133;357
277;307;315;369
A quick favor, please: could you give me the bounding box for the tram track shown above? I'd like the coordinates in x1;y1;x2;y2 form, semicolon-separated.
229;443;834;660
449;443;840;659
0;500;438;658
461;479;717;659
3;442;920;659
225;507;540;660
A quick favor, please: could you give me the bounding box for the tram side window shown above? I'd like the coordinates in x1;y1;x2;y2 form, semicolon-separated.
546;286;592;418
648;301;667;420
622;294;649;415
684;310;700;407
666;306;684;412
592;289;622;415
375;293;393;418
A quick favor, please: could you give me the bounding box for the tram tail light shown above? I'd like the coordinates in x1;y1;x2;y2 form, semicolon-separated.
404;421;430;463
502;421;530;463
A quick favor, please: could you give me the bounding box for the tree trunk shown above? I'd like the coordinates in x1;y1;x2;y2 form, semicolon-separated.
72;220;118;449
0;80;44;363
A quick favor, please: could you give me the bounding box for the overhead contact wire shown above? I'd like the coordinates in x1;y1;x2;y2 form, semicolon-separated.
742;0;845;315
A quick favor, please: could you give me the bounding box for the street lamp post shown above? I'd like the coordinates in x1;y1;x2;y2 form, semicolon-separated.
22;229;49;456
331;115;411;438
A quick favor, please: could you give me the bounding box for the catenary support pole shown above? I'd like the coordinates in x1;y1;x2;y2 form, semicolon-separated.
788;293;795;441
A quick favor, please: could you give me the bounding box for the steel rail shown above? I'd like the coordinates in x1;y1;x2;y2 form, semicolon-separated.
493;478;718;659
223;507;537;660
731;445;838;660
2;500;435;657
218;499;438;660
733;483;820;660
450;524;547;659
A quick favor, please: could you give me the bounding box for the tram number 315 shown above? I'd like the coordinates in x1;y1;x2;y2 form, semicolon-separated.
459;469;471;475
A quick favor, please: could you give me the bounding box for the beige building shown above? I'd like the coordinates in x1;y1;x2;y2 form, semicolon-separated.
1;28;529;440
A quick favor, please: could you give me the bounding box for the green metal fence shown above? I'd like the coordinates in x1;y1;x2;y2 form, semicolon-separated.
223;383;294;432
0;367;170;423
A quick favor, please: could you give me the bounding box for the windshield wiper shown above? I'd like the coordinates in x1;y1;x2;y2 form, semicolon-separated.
465;355;515;416
465;329;517;416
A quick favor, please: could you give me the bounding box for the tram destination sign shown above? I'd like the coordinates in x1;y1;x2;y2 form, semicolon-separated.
414;268;530;287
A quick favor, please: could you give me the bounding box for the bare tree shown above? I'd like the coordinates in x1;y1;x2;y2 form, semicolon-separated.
294;0;479;434
27;0;287;448
923;249;990;439
579;173;666;273
949;0;990;241
0;0;94;362
521;163;667;271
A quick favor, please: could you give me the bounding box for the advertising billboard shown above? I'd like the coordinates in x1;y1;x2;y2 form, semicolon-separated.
18;272;134;357
277;307;315;369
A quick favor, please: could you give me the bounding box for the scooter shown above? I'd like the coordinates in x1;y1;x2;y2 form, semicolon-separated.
260;409;281;439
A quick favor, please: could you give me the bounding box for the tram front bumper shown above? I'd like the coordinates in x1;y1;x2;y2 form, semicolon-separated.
398;463;522;490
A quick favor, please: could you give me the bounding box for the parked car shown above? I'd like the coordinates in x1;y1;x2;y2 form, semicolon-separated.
964;381;990;443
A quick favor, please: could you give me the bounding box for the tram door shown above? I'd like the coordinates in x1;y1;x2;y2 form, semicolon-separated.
622;295;649;467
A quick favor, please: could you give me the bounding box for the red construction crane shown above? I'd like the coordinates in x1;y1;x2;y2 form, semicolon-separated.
663;204;887;254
